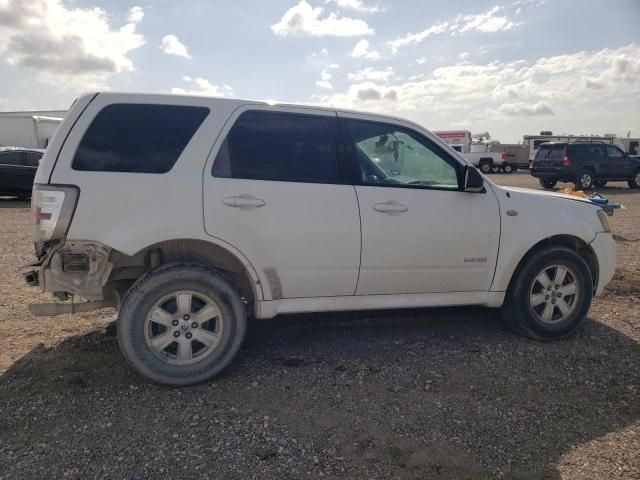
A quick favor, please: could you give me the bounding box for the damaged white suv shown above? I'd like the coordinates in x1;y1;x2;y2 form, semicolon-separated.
26;93;617;385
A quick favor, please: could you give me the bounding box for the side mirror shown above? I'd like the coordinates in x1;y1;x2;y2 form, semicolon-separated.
463;165;484;192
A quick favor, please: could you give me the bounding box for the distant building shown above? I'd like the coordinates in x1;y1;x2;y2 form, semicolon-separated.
0;110;67;149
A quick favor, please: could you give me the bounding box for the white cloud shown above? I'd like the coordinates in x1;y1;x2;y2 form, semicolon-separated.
325;0;382;13
350;39;380;60
171;76;233;97
415;57;427;65
388;6;517;53
498;101;554;117
0;1;145;90
271;0;373;37
388;21;450;52
127;6;144;23
348;66;393;82
457;6;516;33
315;68;334;89
316;44;640;141
458;52;470;60
160;34;192;59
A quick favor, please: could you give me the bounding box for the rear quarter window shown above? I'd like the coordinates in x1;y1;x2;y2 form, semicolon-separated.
72;103;209;173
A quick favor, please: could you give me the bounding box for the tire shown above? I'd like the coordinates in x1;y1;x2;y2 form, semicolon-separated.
501;247;593;341
539;178;557;189
479;161;492;174
628;169;640;189
117;263;247;386
593;180;607;188
576;170;594;190
503;164;514;174
491;165;501;174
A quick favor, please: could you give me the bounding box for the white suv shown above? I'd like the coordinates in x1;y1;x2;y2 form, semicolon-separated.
26;93;616;385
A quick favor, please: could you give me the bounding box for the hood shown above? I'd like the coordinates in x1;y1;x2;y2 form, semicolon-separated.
498;186;594;205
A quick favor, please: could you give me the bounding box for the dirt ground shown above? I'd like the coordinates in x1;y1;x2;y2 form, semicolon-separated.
0;173;638;480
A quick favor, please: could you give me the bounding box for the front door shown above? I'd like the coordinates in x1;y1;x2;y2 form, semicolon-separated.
203;107;361;300
338;114;501;295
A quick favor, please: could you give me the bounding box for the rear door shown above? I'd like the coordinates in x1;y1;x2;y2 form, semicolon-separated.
203;107;361;300
533;146;563;174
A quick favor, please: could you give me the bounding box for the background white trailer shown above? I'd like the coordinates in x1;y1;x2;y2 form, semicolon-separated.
0;110;66;148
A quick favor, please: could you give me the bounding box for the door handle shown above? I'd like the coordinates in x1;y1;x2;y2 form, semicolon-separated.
223;194;266;208
372;201;408;214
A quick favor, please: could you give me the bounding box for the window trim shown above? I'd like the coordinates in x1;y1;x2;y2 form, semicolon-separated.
338;116;465;192
211;109;350;185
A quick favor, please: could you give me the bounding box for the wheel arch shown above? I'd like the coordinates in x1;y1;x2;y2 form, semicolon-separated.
108;238;264;310
503;234;598;301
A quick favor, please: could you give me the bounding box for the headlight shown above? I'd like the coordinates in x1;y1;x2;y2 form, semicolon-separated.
597;209;611;233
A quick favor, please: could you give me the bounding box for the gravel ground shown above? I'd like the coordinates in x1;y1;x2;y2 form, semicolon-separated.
0;173;638;480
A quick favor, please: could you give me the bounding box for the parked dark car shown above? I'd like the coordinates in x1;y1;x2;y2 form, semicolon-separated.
531;142;640;190
0;147;43;199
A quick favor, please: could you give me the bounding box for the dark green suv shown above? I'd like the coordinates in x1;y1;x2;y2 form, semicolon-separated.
531;142;640;190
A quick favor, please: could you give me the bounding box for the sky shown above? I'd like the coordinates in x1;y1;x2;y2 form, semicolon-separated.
0;0;639;142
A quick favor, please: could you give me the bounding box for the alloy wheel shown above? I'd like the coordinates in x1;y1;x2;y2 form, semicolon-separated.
528;264;580;324
144;290;224;365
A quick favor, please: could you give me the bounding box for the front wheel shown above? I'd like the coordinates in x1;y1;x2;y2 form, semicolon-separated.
576;170;594;190
629;170;640;189
539;178;557;189
501;247;593;340
117;263;247;386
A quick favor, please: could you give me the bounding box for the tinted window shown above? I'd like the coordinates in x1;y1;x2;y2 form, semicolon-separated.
346;119;459;189
570;144;605;160
607;146;623;158
212;110;339;183
533;140;548;148
548;148;564;162
0;151;23;166
23;152;42;167
73;104;209;173
534;148;550;161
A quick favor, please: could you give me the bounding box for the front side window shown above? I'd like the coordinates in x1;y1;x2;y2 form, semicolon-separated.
607;146;623;158
212;110;340;183
345;120;459;189
73;103;209;173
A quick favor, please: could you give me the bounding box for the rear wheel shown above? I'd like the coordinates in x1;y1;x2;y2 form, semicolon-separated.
491;165;501;174
503;164;514;174
539;178;557;189
501;247;592;340
117;263;247;386
576;170;594;190
629;170;640;189
594;180;607;188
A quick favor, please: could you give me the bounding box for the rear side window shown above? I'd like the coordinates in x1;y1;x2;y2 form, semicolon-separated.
73;104;209;173
212;110;340;183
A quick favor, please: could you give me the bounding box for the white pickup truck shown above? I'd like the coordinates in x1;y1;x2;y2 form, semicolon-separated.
435;130;509;173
